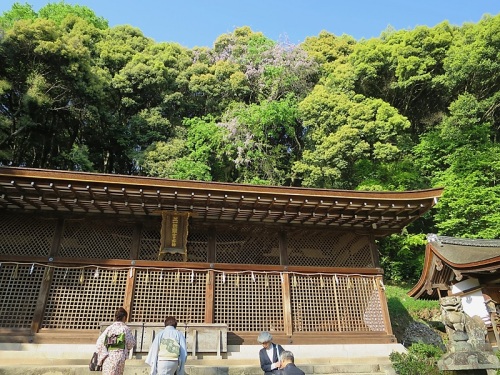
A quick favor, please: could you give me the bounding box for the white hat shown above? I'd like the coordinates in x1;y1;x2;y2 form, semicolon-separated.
257;331;273;343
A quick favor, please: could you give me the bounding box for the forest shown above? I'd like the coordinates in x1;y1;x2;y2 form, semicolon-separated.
0;2;499;283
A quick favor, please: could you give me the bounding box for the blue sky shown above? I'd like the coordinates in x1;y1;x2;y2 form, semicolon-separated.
2;1;500;48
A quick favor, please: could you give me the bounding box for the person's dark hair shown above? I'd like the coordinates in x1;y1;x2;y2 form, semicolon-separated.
164;316;178;328
115;307;128;321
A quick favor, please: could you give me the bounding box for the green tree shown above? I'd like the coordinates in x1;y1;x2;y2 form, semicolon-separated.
294;85;411;189
351;22;455;135
140;116;229;181
0;16;102;169
301;31;356;79
38;1;108;29
0;2;36;30
219;96;301;185
432;147;500;238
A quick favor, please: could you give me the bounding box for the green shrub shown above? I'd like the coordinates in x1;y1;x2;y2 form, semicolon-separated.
390;343;444;375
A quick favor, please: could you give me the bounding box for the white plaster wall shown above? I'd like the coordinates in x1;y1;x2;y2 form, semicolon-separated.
451;278;491;325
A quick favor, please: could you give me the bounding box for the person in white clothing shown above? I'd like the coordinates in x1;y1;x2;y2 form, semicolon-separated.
145;316;187;375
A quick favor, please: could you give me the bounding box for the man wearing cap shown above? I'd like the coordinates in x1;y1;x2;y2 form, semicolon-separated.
279;350;305;375
257;331;284;375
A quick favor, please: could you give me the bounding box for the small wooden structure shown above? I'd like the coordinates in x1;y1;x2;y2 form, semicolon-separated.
0;166;442;349
409;234;500;347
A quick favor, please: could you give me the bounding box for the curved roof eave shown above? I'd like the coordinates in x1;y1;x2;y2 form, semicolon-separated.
409;235;500;300
0;166;443;232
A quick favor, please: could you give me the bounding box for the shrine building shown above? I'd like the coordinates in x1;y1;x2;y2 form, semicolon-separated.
0;166;442;355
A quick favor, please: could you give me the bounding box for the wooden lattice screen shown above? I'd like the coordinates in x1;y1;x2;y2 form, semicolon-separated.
214;272;284;332
288;230;373;268
290;274;386;332
0;212;56;257
215;225;280;265
59;219;135;259
42;268;128;329
131;269;206;323
0;212;389;337
0;264;45;328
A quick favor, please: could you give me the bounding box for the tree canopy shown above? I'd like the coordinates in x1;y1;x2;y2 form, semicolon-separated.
1;2;499;282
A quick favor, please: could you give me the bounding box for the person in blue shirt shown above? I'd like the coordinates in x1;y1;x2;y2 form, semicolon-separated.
145;316;187;375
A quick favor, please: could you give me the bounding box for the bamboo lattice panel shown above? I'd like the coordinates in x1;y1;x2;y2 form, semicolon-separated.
215;225;280;265
59;218;134;259
0;212;56;257
0;264;44;328
214;273;284;332
131;270;206;323
139;220;208;262
287;230;373;267
42;268;128;329
290;274;386;332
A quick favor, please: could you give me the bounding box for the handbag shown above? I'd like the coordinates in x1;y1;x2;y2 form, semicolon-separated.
89;351;102;371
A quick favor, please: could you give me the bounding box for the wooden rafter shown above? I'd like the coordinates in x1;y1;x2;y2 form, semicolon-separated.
0;166;443;234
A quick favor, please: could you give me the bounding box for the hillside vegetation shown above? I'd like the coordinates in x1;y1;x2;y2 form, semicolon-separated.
1;3;500;277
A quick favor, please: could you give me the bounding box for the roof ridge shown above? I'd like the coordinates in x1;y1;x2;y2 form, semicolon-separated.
427;233;500;247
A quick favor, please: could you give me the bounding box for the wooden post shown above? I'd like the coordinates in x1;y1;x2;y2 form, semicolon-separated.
207;226;216;263
31;217;64;334
31;267;55;334
368;231;380;267
279;230;288;266
332;275;342;331
205;270;215;323
205;228;216;323
279;230;292;335
282;273;293;336
377;275;394;335
130;222;142;260
124;267;136;321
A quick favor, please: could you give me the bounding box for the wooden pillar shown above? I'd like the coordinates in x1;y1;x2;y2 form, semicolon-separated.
205;228;216;323
281;273;293;336
279;229;292;335
368;231;380;267
31;217;64;333
123;267;136;321
279;230;288;266
205;270;215;323
130;222;142;260
31;267;55;333
377;275;394;335
124;222;142;319
207;226;216;263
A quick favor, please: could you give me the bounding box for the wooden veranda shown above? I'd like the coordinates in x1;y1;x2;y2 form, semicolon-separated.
0;167;442;347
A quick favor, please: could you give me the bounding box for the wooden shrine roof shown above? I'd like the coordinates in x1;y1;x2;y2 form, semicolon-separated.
0;166;442;236
408;234;500;299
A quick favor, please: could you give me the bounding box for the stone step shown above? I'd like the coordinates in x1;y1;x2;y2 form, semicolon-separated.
0;360;393;375
0;343;400;374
